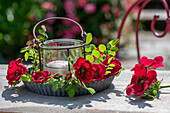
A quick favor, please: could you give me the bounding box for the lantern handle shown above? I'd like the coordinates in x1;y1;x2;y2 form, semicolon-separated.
33;17;87;42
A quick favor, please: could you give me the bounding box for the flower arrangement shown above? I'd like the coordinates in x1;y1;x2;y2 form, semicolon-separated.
125;56;170;99
6;25;124;97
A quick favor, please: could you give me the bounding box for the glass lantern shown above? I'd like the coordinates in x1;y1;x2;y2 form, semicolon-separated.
33;17;86;75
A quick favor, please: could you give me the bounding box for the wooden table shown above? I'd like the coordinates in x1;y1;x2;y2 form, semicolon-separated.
0;65;170;113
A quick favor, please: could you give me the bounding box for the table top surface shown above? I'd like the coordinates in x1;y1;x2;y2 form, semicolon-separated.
0;64;170;113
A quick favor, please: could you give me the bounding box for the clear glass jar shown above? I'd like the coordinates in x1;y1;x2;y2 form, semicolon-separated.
41;39;84;75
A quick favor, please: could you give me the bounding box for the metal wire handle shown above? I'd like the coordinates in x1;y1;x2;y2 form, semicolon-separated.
33;17;87;42
32;17;87;71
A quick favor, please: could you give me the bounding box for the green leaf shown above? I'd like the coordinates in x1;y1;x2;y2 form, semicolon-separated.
27;75;32;82
21;74;28;81
87;88;96;95
104;50;108;55
108;51;116;57
112;39;119;45
65;84;72;90
108;58;113;64
99;44;106;52
150;90;158;96
92;50;100;58
106;43;112;49
68;89;75;97
20;49;27;53
86;33;92;44
95;58;101;63
105;71;111;75
100;55;106;61
71;49;76;57
41;25;46;32
73;84;78;92
107;67;113;70
115;72;120;77
45;33;48;39
86;55;94;63
13;81;21;86
82;82;87;88
109;64;115;67
37;36;44;42
111;47;118;51
52;85;58;92
24;52;30;61
85;45;92;53
90;44;97;51
62;51;67;59
38;29;45;36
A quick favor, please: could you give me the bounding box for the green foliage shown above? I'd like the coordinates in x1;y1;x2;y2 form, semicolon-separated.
106;43;112;49
24;52;30;61
87;88;96;95
112;39;119;45
86;55;94;63
82;82;96;95
65;84;72;90
68;89;75;97
52;85;58;92
20;49;28;53
99;44;106;52
111;47;118;52
0;0;136;63
41;25;46;32
86;33;92;44
92;50;100;58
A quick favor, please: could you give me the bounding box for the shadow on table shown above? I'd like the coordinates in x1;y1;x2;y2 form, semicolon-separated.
125;91;162;109
1;84;123;109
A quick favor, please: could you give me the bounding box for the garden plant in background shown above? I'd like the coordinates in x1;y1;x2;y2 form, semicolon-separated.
126;56;170;99
0;0;138;63
6;25;124;97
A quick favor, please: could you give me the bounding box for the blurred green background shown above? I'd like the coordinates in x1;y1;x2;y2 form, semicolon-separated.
0;0;137;63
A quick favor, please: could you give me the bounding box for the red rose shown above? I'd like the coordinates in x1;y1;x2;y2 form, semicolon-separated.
73;57;94;85
126;64;157;96
32;70;51;83
91;63;106;82
139;56;164;69
53;74;60;79
6;58;27;86
102;55;122;78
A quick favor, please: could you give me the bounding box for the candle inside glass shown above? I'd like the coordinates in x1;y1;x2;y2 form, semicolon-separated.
44;60;68;75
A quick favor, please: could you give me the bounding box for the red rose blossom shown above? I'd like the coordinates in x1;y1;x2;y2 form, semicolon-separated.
6;58;27;86
53;74;60;79
32;70;51;83
126;64;157;96
91;63;106;82
102;55;122;78
139;56;164;69
73;57;94;85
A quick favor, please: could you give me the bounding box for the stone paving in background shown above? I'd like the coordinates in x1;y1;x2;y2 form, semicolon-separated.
119;31;170;70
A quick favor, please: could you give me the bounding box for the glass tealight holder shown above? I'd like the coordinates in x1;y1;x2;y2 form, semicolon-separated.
33;17;86;75
41;39;84;75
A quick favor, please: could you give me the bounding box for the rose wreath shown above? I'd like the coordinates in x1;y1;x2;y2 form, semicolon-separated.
6;25;124;97
125;56;170;99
